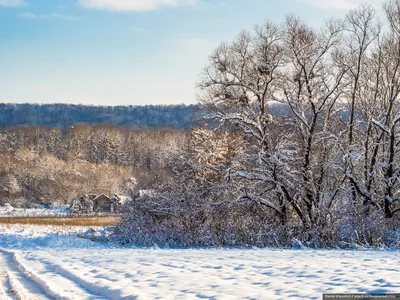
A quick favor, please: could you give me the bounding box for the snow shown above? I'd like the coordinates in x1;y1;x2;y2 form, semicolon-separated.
0;224;399;299
0;205;69;217
372;119;389;133
0;224;103;250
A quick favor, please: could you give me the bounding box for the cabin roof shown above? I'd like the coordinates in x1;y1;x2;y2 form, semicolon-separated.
93;193;111;202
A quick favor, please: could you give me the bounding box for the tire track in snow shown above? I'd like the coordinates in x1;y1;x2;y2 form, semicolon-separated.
0;250;51;300
1;249;108;300
15;254;107;300
44;262;126;300
26;253;134;300
0;254;17;300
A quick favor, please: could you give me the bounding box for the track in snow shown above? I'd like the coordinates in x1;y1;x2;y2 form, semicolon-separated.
0;250;106;300
0;253;16;300
0;251;50;300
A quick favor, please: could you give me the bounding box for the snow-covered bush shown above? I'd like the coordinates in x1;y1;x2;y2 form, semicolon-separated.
70;197;94;214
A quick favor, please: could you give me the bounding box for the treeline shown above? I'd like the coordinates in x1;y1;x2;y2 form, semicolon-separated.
0;125;187;207
0;103;197;129
116;2;400;249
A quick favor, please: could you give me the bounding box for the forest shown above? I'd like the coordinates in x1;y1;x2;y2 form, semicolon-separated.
0;125;187;207
0;103;197;129
0;104;196;208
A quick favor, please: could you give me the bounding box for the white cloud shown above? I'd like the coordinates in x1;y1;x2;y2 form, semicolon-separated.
180;35;216;56
18;12;77;20
78;0;197;12
0;0;27;7
131;26;148;34
181;36;210;49
298;0;383;10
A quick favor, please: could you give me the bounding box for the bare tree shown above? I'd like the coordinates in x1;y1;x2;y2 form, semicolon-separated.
199;16;346;228
198;22;296;224
281;15;346;227
335;1;400;218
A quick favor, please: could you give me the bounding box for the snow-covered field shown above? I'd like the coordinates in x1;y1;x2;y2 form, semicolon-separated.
0;224;399;300
0;205;69;217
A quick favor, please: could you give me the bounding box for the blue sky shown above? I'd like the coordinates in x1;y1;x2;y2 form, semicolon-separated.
0;0;383;106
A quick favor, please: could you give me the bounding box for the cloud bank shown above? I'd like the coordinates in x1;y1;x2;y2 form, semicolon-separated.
131;26;148;33
298;0;383;10
78;0;197;11
18;12;77;20
0;0;26;7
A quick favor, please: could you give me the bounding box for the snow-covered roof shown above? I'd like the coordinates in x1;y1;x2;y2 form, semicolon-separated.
92;193;111;202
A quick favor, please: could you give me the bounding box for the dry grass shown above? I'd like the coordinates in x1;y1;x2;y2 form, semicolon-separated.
0;216;119;226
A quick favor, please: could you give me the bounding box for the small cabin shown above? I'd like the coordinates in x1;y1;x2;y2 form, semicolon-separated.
93;193;120;212
70;193;120;213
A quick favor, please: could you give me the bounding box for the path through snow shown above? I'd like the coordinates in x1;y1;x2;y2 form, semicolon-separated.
0;250;50;300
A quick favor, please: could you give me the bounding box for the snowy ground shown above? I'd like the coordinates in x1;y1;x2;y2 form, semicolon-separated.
0;205;69;217
0;224;399;299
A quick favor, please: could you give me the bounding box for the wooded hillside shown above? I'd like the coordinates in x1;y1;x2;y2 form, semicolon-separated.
0;104;197;129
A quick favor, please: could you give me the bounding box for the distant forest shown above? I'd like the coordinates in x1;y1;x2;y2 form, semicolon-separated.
0;103;198;129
